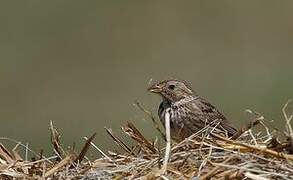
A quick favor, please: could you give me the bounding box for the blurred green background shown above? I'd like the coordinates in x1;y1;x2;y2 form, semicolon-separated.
1;1;293;155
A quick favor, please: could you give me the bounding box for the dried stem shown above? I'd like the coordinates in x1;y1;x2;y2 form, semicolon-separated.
160;109;172;175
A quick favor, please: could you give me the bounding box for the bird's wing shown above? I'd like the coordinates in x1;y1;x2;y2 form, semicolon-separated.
182;97;238;136
198;97;238;136
174;100;209;135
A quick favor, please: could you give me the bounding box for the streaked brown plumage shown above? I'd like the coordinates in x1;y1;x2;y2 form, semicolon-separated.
148;79;237;141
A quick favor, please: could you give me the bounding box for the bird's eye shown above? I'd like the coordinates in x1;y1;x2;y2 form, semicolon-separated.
168;84;175;90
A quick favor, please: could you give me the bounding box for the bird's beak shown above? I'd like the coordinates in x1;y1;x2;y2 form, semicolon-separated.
147;83;162;93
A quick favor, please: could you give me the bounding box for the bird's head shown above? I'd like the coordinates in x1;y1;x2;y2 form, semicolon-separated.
148;79;195;102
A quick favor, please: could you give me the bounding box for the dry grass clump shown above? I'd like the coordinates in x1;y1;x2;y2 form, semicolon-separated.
1;102;293;179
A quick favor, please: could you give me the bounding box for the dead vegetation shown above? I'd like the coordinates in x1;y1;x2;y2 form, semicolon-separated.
1;101;293;179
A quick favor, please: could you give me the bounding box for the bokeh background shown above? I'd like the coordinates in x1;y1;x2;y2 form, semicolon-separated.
1;1;293;155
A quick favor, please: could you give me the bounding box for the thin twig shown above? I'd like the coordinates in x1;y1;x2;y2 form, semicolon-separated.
83;136;113;162
49;121;65;159
231;117;261;140
200;155;236;180
134;101;166;140
74;133;96;163
213;133;293;161
104;127;133;154
122;122;158;154
44;154;76;178
282;100;293;153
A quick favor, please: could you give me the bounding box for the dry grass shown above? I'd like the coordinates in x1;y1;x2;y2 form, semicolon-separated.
1;102;293;179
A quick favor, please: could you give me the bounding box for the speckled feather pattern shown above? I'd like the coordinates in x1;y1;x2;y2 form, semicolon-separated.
150;79;237;141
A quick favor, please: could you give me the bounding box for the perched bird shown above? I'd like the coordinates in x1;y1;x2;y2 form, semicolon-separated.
148;79;237;141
